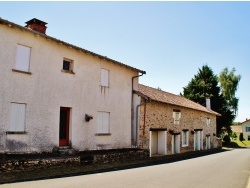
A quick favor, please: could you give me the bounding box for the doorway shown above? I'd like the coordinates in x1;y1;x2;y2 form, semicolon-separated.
206;135;211;149
59;107;70;146
194;130;203;151
172;134;180;154
149;129;167;157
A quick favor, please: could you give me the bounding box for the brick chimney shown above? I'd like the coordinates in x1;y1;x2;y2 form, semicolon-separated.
25;18;47;34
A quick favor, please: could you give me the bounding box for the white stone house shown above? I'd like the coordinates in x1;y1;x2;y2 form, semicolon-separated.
241;119;250;141
134;84;221;157
0;18;145;153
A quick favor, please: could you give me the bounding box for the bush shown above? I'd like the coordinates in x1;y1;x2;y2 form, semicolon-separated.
239;133;244;141
223;135;231;144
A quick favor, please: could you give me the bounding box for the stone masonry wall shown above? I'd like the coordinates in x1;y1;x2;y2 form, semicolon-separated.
139;100;217;154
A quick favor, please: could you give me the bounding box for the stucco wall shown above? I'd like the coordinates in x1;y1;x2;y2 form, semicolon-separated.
0;24;140;153
138;100;217;154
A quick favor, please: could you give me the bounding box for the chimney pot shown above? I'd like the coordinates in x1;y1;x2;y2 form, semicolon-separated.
25;18;47;34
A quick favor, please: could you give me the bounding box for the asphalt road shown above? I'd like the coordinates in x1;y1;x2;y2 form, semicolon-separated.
2;148;250;188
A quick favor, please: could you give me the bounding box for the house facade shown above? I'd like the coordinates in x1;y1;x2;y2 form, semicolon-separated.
135;84;221;156
0;18;145;153
241;119;250;141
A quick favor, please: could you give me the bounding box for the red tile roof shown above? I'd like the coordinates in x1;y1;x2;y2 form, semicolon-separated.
138;84;220;116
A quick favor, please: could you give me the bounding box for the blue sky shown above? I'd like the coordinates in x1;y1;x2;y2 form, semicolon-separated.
1;2;249;122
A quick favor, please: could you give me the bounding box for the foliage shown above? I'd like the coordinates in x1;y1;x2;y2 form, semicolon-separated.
231;132;238;140
182;65;235;136
218;68;241;115
223;135;231;144
239;133;244;141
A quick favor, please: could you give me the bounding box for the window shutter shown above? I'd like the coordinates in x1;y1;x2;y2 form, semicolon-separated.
102;112;110;133
101;69;109;87
97;112;110;133
15;45;31;72
10;103;26;132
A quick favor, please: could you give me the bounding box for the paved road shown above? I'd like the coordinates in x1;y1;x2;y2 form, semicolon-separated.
2;149;250;188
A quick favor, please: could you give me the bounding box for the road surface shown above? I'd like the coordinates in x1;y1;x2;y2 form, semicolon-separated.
2;148;250;188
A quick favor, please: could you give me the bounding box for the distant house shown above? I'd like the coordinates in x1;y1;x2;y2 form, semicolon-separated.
0;18;145;153
241;119;250;141
230;125;242;140
135;84;221;157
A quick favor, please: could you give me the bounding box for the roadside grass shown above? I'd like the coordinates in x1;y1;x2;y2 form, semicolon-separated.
223;139;250;148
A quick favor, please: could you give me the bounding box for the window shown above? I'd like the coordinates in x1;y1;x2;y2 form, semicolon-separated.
62;58;74;73
246;127;250;132
9;103;26;132
14;44;31;72
248;136;250;141
173;110;181;125
182;130;189;147
97;112;110;134
101;69;109;87
206;118;211;126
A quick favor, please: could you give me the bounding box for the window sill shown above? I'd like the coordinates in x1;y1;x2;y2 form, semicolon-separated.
6;131;27;135
95;133;111;136
61;69;75;74
182;145;189;147
12;69;32;75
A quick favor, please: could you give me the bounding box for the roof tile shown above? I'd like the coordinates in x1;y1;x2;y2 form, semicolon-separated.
138;84;220;116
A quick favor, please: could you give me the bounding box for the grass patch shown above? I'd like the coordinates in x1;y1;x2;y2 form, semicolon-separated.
223;139;250;148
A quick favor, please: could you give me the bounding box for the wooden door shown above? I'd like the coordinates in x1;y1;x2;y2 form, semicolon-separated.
59;107;70;146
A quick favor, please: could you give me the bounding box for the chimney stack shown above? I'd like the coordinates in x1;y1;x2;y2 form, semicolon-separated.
25;18;47;34
206;98;211;110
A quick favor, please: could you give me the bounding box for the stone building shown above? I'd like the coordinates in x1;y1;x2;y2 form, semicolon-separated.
135;84;221;156
0;17;145;153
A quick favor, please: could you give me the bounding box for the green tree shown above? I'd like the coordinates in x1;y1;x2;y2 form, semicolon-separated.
218;68;241;115
182;65;235;136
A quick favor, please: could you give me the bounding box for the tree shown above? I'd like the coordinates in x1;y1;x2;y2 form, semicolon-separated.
218;68;241;115
182;65;235;136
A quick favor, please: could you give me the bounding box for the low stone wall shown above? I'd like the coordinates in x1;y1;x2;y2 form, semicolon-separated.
0;149;149;172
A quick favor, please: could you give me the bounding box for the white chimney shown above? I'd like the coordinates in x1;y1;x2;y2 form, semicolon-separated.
206;98;211;110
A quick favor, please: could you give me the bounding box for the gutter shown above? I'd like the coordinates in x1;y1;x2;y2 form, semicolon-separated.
131;72;146;147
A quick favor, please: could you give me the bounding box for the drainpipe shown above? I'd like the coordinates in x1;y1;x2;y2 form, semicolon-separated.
131;71;146;147
135;98;150;147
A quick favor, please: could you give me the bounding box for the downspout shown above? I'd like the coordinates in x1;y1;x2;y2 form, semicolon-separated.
135;98;150;147
131;71;146;147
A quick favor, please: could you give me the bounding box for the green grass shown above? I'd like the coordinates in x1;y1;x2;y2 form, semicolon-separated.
232;139;250;147
223;139;250;148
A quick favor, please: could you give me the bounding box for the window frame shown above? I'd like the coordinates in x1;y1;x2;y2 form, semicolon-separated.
101;68;109;87
246;127;250;132
173;110;181;125
206;118;211;126
13;44;31;74
8;103;27;133
182;130;189;147
96;111;111;135
62;58;74;74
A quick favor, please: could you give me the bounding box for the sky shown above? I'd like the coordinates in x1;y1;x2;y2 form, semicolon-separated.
1;2;249;122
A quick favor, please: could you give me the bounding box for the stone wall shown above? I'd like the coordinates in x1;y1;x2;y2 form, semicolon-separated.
139;100;218;154
0;149;149;172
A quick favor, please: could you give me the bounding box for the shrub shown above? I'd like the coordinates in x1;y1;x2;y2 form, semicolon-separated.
223;135;231;144
239;133;244;141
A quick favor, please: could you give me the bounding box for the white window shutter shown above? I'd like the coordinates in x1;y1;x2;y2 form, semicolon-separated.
15;45;31;72
97;112;103;133
102;112;110;133
101;69;109;87
10;103;26;132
